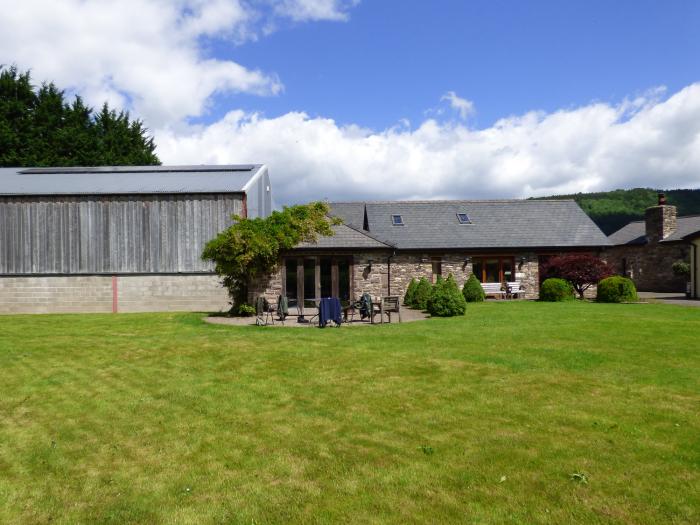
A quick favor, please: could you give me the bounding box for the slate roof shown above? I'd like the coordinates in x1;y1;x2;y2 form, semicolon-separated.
328;200;610;250
296;222;391;249
608;215;700;245
0;165;265;195
608;221;647;246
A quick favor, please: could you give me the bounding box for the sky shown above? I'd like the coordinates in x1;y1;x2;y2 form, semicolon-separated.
1;0;699;205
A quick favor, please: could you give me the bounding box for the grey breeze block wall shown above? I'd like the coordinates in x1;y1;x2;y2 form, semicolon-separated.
0;194;240;313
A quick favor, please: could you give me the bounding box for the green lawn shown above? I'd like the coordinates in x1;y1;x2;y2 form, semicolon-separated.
0;302;698;524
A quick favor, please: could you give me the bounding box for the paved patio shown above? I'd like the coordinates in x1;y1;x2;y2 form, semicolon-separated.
638;292;700;307
205;306;429;327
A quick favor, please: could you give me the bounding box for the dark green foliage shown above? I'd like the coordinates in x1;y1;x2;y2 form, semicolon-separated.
0;65;159;167
412;277;433;310
202;202;339;310
534;188;700;235
404;278;418;306
462;274;485;302
597;276;639;303
235;304;256;317
672;261;690;278
540;278;575;302
427;274;467;317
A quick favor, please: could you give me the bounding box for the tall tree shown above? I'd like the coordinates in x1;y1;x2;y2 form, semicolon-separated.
0;65;159;167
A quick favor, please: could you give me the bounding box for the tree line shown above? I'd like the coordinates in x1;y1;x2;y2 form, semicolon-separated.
535;187;700;234
0;65;159;167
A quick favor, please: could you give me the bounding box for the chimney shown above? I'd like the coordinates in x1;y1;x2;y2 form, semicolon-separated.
645;193;677;243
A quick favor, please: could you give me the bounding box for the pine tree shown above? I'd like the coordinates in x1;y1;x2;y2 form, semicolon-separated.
0;65;159;167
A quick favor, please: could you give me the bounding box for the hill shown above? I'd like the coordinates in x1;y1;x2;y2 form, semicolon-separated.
534;188;700;235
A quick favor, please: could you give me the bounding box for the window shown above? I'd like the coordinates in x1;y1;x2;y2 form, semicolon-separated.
471;256;515;283
456;212;471;224
391;214;404;226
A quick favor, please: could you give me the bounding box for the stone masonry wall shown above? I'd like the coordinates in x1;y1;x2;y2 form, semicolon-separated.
254;251;542;302
387;252;540;301
0;274;229;314
603;243;689;292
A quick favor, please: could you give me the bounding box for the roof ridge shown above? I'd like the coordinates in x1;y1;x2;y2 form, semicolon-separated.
333;219;395;248
330;199;576;204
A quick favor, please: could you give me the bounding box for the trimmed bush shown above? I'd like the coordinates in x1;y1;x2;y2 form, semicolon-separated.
540;278;575;302
404;278;418;306
597;276;638;303
462;274;485;302
427;274;467;317
413;277;433;310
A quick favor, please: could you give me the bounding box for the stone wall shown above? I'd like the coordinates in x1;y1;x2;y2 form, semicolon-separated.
645;205;678;243
0;274;229;314
252;251;542;302
604;243;689;292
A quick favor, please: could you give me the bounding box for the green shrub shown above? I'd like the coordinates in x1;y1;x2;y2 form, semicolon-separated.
427;274;467;317
235;303;256;316
597;276;638;303
413;277;433;310
404;278;418;306
462;274;485;302
672;260;690;278
540;278;575;302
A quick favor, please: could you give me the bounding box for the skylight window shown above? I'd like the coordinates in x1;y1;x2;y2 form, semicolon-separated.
456;213;471;224
391;214;404;226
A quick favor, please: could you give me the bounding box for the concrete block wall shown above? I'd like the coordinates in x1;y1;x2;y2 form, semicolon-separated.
0;274;230;314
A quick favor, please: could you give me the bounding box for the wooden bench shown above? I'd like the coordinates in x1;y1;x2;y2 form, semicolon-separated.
481;283;506;299
481;281;524;299
507;281;524;299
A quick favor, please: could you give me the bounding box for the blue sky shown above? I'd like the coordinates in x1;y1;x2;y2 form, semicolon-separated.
2;0;700;204
208;1;700;130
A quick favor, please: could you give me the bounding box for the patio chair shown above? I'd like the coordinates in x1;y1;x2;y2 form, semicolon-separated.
276;295;288;324
255;296;276;326
341;297;364;323
372;295;401;324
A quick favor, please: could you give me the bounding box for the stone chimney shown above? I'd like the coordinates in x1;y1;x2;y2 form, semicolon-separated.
645;193;677;243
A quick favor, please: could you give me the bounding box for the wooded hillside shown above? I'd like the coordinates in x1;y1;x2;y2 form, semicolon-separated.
535;188;700;235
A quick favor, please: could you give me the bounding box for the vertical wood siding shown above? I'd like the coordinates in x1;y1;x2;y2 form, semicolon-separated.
0;194;242;274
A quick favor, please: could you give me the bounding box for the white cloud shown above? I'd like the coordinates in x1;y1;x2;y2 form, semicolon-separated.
2;1;699;205
441;91;475;120
156;83;700;204
271;0;360;21
0;0;358;128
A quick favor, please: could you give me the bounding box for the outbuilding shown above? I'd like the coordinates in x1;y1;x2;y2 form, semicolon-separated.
0;164;271;313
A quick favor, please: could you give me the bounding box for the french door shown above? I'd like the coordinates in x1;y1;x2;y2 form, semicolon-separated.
284;257;352;301
472;256;515;283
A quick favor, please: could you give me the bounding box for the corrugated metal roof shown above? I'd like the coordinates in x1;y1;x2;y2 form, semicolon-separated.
329;200;611;250
608;214;700;244
0;165;265;195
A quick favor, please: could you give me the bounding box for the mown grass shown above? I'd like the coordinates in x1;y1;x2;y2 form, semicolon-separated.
0;302;698;524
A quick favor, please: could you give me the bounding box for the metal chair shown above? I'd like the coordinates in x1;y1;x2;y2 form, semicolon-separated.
255;296;275;326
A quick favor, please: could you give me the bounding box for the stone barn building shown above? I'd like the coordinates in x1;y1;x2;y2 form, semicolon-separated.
0;165;271;314
250;199;611;304
606;194;698;292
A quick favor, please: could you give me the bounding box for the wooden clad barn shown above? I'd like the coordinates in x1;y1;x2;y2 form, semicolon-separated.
0;165;271;313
